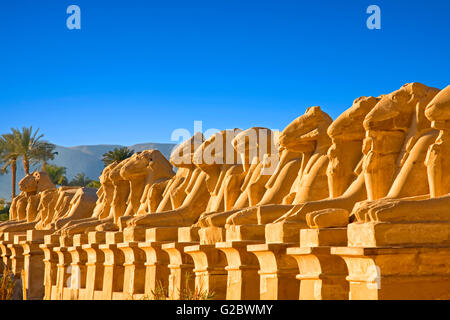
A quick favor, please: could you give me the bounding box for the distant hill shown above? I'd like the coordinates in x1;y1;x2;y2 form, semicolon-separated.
0;142;176;201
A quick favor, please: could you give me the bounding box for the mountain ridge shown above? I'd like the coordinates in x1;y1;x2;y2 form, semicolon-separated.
0;142;176;201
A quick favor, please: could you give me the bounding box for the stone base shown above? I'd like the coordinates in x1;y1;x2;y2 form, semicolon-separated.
40;237;60;300
348;221;450;248
53;244;72;300
247;243;299;300
21;230;53;300
88;231;106;244
184;244;228;299
265;221;307;244
286;227;349;300
138;240;170;298
66;238;89;300
146;227;179;242
3;232;25;242
82;232;107;300
300;228;347;247
0;239;13;270
178;227;199;243
199;226;225;245
105;231;124;244
123;227;146;242
99;243;125;300
216;240;262;300
287;247;349;300
226;224;266;242
26;229;53;242
117;241;146;298
332;246;450;300
161;242;196;299
8;241;25;276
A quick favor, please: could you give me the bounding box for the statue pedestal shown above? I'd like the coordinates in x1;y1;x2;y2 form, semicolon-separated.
333;221;450;300
110;227;147;300
216;241;262;300
332;246;450;300
238;221;303;300
184;244;228;300
117;241;146;299
21;230;53;300
66;234;89;300
162;229;197;300
247;242;299;300
212;224;266;299
198;226;226;245
138;227;178;298
226;224;265;242
40;234;60;300
265;221;307;243
0;232;24;272
54;236;73;300
287;228;348;300
82;231;107;300
9;234;27;276
99;231;124;300
348;221;450;247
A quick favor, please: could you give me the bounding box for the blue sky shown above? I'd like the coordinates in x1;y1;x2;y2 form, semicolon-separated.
1;0;449;146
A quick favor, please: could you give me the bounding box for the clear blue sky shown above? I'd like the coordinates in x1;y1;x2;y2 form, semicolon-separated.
1;0;449;146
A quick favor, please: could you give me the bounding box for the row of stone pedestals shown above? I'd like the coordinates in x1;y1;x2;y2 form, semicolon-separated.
1;221;450;300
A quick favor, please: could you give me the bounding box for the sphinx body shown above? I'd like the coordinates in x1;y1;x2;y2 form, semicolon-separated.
269;96;379;227
56;161;120;234
224;106;333;226
351;85;450;224
275;83;441;228
58;150;176;235
125;129;244;229
0;172;56;232
137;133;205;215
196;127;280;227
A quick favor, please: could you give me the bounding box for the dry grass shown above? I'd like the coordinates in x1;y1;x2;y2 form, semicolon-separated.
139;272;215;300
0;264;16;300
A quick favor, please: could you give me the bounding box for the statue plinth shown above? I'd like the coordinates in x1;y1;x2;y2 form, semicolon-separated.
215;240;262;299
225;224;265;242
137;228;175;298
300;227;347;247
287;227;348;300
21;230;53;300
332;246;450;300
199;226;225;245
348;221;450;247
105;231;123;244
247;243;299;300
40;236;60;300
117;241;146;299
123;227;146;242
265;221;307;244
67;235;89;300
161;241;196;299
143;227;179;242
184;244;228;299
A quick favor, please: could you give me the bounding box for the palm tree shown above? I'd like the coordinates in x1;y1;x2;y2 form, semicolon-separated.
33;141;58;170
10;127;45;175
0;134;20;200
102;147;134;167
69;173;92;187
43;164;68;186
